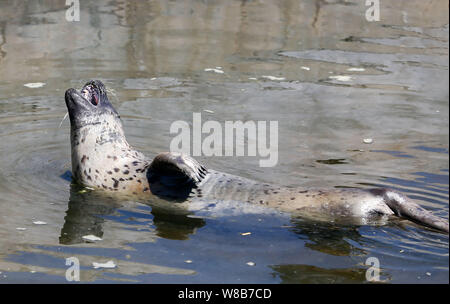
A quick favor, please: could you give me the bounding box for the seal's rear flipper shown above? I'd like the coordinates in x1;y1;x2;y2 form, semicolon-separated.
146;152;208;199
371;189;449;233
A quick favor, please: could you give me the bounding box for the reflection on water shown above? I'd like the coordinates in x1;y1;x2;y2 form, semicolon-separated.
271;264;371;284
0;0;448;283
60;183;206;245
60;184;118;245
290;219;367;257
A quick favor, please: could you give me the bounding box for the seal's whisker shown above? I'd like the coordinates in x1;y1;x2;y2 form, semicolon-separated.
106;88;120;103
59;112;68;128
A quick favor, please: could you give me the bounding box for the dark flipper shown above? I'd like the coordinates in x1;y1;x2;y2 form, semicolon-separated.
371;189;449;233
147;152;208;199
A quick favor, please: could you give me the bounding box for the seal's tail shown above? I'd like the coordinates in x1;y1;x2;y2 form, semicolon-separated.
377;189;449;233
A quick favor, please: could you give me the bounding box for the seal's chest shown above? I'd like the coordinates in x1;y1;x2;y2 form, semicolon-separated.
72;138;150;193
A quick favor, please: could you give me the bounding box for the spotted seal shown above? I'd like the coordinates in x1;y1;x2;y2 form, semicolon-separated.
64;80;449;233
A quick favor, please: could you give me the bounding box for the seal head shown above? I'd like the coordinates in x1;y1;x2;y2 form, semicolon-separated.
65;80;119;130
65;80;147;191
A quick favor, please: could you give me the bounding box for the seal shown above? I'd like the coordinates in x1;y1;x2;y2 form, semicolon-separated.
65;80;449;233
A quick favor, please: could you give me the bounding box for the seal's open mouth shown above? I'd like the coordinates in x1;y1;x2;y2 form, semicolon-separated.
81;84;100;106
65;80;119;129
65;81;103;111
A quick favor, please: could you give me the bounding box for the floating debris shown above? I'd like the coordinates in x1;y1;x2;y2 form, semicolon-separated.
24;82;46;88
32;221;47;225
16;227;27;231
363;138;374;144
261;75;285;81
204;68;224;74
329;75;352;82
246;261;256;266
426;272;431;276
300;66;310;71
248;77;257;80
92;260;116;269
347;67;365;72
82;235;102;242
203;109;214;114
240;232;252;236
184;260;193;264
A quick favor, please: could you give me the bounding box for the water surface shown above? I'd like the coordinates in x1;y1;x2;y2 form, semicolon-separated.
0;0;448;283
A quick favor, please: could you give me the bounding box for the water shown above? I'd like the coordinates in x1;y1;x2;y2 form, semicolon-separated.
0;0;448;283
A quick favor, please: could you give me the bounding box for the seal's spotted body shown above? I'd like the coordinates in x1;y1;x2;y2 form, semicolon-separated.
65;80;449;233
71;112;150;194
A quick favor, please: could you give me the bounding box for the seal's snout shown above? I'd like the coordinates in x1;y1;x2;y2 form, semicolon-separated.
65;88;76;104
64;87;98;129
65;88;79;109
64;80;106;113
65;80;119;129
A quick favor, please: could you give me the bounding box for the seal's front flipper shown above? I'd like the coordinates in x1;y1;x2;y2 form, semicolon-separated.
146;152;208;199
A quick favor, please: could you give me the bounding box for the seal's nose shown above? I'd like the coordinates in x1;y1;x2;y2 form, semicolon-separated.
65;88;94;114
65;88;76;106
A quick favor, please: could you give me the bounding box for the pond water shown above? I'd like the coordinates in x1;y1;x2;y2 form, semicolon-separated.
0;0;448;283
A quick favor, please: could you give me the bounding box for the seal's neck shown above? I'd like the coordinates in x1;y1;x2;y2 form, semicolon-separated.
70;114;149;192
